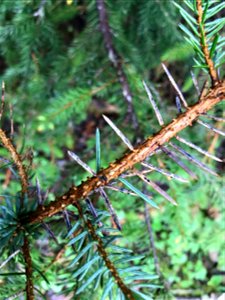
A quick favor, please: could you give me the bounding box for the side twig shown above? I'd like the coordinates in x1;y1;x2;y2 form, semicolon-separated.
0;129;28;201
75;202;135;300
196;0;219;85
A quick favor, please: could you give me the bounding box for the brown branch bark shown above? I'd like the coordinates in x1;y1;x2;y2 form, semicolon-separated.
23;80;225;225
96;0;138;130
196;0;219;85
22;236;34;300
0;129;28;199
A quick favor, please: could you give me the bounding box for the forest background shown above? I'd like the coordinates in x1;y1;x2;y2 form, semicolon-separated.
0;0;224;299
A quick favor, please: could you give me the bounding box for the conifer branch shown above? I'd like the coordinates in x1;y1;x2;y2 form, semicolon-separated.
22;236;34;300
0;129;28;200
75;202;135;300
96;0;138;130
196;0;219;85
23;80;225;225
1;1;224;298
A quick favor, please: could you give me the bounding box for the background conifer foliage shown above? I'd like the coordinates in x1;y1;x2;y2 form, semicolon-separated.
0;0;224;299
